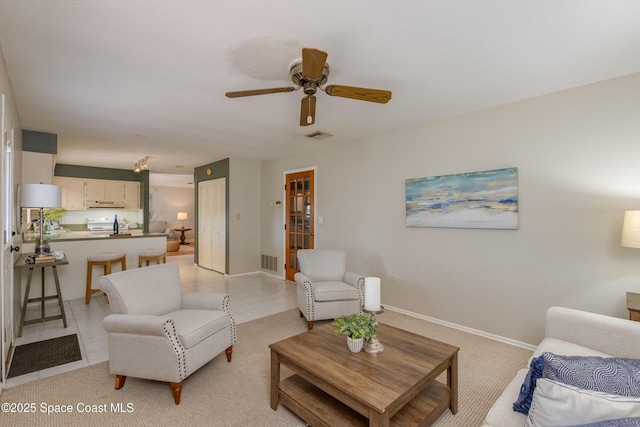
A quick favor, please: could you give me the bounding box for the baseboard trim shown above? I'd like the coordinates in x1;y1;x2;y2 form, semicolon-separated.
384;304;537;351
228;270;263;278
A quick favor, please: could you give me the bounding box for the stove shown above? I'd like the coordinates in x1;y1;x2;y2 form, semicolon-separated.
87;217;115;232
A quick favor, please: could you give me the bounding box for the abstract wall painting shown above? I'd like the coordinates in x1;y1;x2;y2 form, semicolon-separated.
405;167;518;229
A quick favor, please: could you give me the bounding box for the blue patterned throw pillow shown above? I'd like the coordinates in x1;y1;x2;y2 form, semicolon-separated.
513;355;545;414
542;352;640;397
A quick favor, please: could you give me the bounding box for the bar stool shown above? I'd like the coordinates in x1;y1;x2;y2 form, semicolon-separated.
86;252;126;304
138;248;166;267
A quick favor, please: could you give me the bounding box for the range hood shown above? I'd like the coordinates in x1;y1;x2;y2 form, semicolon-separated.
87;200;126;209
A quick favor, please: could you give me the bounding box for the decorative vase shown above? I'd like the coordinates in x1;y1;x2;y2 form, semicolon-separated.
347;336;364;353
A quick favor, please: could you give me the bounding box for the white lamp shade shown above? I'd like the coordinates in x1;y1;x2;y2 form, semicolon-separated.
621;211;640;249
364;277;381;311
20;183;62;208
177;212;188;221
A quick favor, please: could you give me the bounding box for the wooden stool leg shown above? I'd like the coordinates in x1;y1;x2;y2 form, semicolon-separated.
122;258;126;271
138;257;142;268
86;262;93;304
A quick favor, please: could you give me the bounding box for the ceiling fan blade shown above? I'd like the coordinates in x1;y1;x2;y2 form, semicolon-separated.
302;48;328;81
225;87;296;98
300;95;316;126
325;85;392;104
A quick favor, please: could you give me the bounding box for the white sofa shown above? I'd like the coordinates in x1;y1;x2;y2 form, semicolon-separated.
482;306;640;427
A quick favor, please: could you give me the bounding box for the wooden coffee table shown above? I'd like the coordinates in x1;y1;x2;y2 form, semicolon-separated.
269;322;459;427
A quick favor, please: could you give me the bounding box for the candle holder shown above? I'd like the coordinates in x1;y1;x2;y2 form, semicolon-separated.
363;306;385;354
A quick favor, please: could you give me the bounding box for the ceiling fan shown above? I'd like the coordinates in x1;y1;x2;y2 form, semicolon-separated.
225;48;392;126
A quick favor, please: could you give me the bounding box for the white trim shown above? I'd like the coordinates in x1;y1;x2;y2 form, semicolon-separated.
228;270;262;278
384;304;537;351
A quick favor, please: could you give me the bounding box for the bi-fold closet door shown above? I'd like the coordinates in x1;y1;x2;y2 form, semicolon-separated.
197;177;226;273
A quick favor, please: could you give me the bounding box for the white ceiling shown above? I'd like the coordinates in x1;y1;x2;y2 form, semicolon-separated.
1;1;640;177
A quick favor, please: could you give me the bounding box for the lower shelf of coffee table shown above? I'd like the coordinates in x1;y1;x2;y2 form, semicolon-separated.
278;374;451;427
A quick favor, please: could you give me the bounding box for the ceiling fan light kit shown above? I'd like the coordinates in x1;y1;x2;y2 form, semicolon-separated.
225;48;392;126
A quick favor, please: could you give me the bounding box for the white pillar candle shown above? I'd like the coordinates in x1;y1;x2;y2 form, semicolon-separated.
364;277;381;311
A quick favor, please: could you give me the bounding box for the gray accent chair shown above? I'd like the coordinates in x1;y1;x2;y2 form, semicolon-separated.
294;249;365;330
98;263;236;404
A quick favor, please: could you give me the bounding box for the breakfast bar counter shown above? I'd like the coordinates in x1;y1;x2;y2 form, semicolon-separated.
20;232;167;302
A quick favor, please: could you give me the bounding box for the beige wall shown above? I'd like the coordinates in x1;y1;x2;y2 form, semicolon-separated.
228;158;261;275
261;72;640;345
149;185;195;241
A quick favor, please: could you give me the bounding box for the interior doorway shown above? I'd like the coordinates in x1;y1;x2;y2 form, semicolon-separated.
284;169;315;281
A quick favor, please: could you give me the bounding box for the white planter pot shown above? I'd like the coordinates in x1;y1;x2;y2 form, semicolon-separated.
347;336;364;353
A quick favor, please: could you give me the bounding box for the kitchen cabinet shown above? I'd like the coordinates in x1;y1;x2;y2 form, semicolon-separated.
53;177;86;210
85;179;105;201
106;180;126;201
124;181;140;209
53;178;139;210
86;179;126;201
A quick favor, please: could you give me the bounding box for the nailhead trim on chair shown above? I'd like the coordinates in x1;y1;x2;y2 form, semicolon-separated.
163;319;187;381
357;276;365;314
221;295;237;345
302;280;315;321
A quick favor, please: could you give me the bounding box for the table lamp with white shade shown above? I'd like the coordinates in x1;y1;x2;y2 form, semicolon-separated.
20;183;62;257
177;212;188;228
622;211;640;249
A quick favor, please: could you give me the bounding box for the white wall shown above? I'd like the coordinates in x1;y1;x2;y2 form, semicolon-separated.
229;158;261;275
261;72;640;345
149;185;195;241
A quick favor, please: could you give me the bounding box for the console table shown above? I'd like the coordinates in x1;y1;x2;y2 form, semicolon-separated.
15;253;68;337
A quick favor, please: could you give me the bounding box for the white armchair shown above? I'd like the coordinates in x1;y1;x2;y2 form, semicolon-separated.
294;249;364;330
98;263;236;404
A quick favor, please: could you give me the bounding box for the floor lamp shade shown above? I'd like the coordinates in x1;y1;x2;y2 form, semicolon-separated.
621;211;640;249
20;183;62;208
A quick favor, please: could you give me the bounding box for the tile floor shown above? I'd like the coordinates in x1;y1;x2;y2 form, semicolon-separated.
6;254;297;388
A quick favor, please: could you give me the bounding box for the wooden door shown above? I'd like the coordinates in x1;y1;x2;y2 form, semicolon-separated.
198;177;226;273
285;170;314;281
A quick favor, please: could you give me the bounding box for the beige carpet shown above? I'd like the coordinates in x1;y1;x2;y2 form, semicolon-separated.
0;308;532;426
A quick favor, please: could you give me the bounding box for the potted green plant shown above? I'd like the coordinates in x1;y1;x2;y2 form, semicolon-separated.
43;208;66;233
333;313;377;353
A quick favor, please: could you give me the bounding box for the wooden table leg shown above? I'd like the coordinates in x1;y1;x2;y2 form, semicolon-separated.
448;351;459;414
17;268;34;337
270;349;280;410
40;266;46;320
51;266;67;328
369;409;390;427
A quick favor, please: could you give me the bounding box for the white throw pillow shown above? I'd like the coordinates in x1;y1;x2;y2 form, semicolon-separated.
526;378;640;427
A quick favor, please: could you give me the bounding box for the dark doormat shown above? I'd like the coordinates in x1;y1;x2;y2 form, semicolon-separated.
8;334;82;378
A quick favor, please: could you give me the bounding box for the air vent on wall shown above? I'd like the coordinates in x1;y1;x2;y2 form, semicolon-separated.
261;254;279;272
305;131;332;140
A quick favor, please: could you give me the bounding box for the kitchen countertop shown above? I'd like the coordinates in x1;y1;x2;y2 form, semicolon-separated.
19;232;168;301
23;230;166;242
